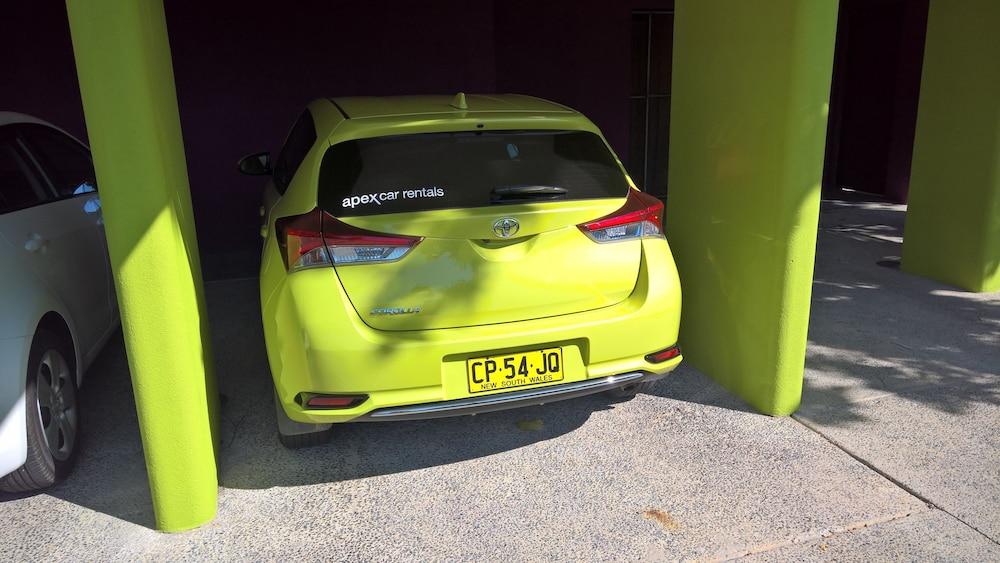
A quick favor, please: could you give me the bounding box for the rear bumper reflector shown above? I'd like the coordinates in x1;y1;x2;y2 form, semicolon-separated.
303;394;368;409
645;345;681;364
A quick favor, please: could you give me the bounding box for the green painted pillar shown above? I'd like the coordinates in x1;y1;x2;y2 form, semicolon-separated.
65;0;219;530
901;0;1000;293
665;1;839;415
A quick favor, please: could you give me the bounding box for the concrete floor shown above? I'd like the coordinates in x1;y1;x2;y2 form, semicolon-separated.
0;198;997;560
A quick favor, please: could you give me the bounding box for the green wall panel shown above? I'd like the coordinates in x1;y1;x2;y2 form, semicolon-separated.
666;1;839;415
902;0;1000;293
66;0;219;531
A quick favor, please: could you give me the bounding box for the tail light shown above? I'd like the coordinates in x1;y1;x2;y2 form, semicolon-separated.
578;189;664;243
645;345;681;364
275;209;422;271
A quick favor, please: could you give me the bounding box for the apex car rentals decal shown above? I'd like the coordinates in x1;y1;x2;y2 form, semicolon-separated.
342;186;445;209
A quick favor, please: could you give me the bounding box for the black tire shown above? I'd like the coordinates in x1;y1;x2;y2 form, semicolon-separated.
604;380;655;401
273;390;332;449
0;330;80;493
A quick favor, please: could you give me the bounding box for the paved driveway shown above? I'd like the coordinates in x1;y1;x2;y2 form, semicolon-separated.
0;199;996;560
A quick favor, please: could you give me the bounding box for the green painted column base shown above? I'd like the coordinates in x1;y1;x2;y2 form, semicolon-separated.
665;0;839;415
66;0;219;531
901;0;1000;293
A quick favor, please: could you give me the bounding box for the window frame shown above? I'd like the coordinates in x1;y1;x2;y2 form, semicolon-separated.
272;110;318;194
14;123;97;205
0;126;58;215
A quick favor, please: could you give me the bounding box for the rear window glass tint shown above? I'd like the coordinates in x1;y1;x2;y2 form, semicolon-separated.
273;111;316;193
0;143;48;213
20;125;96;198
318;130;629;217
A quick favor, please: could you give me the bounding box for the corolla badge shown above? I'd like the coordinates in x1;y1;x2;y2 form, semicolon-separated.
492;217;520;238
370;307;421;316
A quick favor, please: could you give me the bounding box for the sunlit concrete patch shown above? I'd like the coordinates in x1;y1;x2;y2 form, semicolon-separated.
930;288;1000;304
0;494;158;561
178;364;927;561
744;509;1000;562
804;341;999;408
2;197;994;557
797;391;1000;543
0;285;928;560
825;224;904;244
806;201;999;415
803;198;1000;544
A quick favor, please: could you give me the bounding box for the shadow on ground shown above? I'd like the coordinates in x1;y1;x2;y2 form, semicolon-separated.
2;277;746;527
0;329;156;527
12;195;993;536
206;279;750;490
802;197;1000;426
5;195;995;557
209;278;599;489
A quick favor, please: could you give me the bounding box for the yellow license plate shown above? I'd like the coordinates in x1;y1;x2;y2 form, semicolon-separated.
466;347;564;394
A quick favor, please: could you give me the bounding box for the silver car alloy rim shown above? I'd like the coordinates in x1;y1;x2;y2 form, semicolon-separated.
35;349;77;462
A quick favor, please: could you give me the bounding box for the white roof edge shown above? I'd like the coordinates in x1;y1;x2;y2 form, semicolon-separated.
0;112;86;146
0;111;58;128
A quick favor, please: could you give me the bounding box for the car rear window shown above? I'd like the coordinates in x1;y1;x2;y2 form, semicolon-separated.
318;130;629;217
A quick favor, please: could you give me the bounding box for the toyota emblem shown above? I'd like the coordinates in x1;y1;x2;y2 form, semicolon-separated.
492;217;520;238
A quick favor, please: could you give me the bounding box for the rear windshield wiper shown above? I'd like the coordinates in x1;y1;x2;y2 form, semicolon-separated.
491;185;568;203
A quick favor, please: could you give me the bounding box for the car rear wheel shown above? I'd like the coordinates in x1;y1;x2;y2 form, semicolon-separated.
604;380;655;401
273;389;332;449
0;330;80;493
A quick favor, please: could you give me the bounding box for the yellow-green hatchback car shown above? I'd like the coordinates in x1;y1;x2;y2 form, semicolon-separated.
242;94;682;447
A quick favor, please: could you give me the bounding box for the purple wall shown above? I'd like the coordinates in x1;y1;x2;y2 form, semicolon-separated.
496;1;676;164
2;3;87;141
4;1;932;275
164;1;499;276
497;1;640;156
3;1;671;278
882;0;929;203
823;0;928;203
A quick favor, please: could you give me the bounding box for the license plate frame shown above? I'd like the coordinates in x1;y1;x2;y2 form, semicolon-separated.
466;347;565;394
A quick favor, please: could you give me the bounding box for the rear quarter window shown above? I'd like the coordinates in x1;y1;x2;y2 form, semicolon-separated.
318;130;629;217
273;111;317;194
0;142;49;214
19;124;97;198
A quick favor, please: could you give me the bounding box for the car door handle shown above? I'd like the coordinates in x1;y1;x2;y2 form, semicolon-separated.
24;233;49;253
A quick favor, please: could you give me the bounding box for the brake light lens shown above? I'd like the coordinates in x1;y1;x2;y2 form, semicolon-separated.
322;216;422;266
275;209;422;271
578;189;665;243
275;210;328;271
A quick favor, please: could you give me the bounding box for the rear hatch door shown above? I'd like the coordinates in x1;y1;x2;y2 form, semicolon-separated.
318;129;640;331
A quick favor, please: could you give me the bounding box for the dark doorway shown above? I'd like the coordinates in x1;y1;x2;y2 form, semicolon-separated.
823;0;929;203
628;10;674;199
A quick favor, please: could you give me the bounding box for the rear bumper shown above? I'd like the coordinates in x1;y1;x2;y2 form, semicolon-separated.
260;238;682;424
357;369;669;422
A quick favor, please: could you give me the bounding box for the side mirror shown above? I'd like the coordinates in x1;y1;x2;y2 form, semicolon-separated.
239;152;272;176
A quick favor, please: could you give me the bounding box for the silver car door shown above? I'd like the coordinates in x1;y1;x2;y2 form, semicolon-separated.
11;125;110;361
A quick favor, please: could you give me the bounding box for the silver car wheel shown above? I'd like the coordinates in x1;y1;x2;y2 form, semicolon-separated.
34;349;77;462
